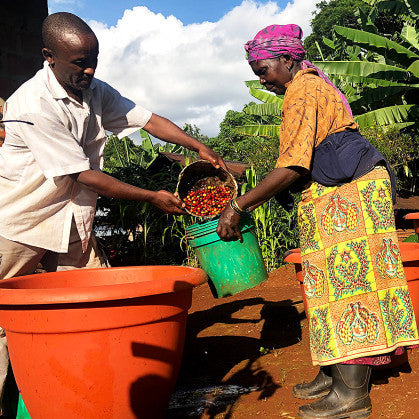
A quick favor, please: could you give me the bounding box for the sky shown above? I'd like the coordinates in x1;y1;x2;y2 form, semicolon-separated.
48;1;325;139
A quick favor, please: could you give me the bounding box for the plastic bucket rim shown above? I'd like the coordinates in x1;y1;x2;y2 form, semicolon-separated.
0;266;208;306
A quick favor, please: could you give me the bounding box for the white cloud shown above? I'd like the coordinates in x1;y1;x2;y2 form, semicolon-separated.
89;0;322;138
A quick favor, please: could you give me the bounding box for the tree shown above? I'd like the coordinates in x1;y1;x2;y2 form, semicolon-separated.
204;103;280;176
303;0;407;60
314;6;419;130
183;123;209;143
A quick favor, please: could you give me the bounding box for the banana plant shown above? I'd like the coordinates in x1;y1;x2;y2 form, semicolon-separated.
314;0;419;130
235;80;282;139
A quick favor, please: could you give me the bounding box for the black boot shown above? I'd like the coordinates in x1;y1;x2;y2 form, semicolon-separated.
298;364;372;418
293;366;332;399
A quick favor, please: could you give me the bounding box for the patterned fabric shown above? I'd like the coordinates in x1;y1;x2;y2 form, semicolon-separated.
298;166;419;366
244;24;353;115
245;24;305;62
275;69;358;171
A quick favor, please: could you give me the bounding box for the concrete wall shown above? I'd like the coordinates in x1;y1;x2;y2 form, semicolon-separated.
0;0;48;144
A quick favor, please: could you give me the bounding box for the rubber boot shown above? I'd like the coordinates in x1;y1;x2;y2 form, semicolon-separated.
298;363;372;418
293;366;332;399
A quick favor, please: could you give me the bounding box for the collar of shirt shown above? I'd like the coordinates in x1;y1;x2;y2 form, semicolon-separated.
42;61;96;107
285;68;317;89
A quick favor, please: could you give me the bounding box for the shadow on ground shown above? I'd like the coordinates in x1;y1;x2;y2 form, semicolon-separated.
167;296;305;418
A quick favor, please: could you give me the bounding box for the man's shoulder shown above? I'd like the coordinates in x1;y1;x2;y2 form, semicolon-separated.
7;68;49;105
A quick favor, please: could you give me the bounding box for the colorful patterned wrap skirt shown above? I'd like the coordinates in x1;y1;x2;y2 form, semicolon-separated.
298;166;419;366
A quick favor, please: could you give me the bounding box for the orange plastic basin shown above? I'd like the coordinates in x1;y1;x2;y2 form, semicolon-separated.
405;212;419;234
0;266;207;419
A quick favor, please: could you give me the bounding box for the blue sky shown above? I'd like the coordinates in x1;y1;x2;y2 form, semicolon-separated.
49;1;289;26
47;1;322;138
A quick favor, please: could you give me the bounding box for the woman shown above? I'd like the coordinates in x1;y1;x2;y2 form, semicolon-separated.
217;24;419;419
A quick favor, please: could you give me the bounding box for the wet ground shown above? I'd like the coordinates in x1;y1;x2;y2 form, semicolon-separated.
167;264;419;418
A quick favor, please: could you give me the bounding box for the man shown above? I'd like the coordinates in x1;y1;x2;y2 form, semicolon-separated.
0;12;225;406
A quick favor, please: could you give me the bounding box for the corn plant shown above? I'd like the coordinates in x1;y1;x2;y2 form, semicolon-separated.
241;167;299;271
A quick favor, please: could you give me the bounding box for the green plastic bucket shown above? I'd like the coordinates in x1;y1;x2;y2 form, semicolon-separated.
186;218;268;297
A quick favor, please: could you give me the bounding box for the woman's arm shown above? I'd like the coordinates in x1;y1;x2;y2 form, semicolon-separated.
216;166;304;241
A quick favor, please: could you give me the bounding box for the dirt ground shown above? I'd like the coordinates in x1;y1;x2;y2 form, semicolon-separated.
167;264;419;419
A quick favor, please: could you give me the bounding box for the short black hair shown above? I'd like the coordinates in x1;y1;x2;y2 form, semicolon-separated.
42;12;95;51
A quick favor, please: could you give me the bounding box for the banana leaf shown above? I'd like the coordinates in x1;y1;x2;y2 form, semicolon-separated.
333;26;419;66
249;87;283;104
369;0;418;21
407;60;419;78
348;85;419;108
354;104;419;128
245;80;265;89
313;60;413;82
235;124;280;138
322;37;335;50
401;24;419;51
244;102;283;116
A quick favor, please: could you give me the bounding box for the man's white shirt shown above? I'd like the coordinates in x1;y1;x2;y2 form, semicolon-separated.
0;62;152;252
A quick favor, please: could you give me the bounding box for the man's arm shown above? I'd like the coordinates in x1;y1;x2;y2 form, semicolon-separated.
72;170;187;215
143;113;227;170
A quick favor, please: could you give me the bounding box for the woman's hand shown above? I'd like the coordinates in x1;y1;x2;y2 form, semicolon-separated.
149;190;187;215
216;204;243;242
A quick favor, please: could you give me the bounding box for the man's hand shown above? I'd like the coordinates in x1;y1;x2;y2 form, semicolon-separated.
216;204;243;242
197;143;228;171
73;170;186;214
149;190;187;215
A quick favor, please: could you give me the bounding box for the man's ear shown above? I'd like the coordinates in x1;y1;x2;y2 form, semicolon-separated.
42;48;54;66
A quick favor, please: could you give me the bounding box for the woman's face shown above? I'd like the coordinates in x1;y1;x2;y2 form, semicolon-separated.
250;57;293;95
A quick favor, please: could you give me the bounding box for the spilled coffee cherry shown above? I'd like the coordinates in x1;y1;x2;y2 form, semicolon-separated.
183;185;232;217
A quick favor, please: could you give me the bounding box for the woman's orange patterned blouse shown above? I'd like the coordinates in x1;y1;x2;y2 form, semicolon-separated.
275;68;358;171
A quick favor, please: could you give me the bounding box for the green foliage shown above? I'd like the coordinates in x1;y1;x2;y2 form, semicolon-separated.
403;233;419;242
242;167;300;271
204;103;280;176
304;0;406;61
361;123;419;192
97;133;194;266
310;3;419;194
304;0;372;60
183;123;209;143
95;162;186;266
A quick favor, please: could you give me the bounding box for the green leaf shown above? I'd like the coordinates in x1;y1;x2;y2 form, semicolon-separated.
401;24;419;51
365;0;417;23
245;80;265;89
249;87;283;104
333;25;419;66
313;60;413;83
407;60;419;78
403;233;419;243
322;37;335;50
348;85;419;108
235;124;280;138
243;102;283;116
354;104;418;128
315;40;325;60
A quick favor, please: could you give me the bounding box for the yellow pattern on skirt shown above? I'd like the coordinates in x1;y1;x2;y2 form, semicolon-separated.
298;166;419;365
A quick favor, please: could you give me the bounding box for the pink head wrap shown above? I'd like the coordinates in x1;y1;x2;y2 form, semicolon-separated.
245;24;305;62
245;24;353;116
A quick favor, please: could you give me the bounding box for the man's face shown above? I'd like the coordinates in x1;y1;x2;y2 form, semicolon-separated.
43;32;99;100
